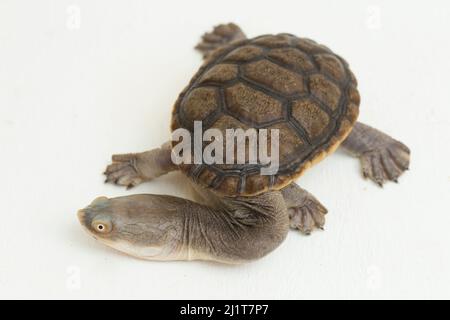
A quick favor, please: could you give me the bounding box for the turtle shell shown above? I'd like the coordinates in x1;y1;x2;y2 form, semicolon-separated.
171;34;359;196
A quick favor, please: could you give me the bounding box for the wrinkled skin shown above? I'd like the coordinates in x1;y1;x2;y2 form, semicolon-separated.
78;190;291;263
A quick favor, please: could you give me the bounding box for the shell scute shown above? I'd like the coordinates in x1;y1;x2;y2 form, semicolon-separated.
198;64;239;84
314;53;347;82
242;60;305;95
268;47;315;72
225;83;285;126
223;45;264;62
291;99;331;140
308;74;342;111
179;87;219;127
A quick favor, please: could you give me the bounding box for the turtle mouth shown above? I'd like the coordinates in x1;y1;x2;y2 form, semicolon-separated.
77;209;99;240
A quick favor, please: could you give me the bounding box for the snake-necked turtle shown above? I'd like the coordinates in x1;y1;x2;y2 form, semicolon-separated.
78;23;410;263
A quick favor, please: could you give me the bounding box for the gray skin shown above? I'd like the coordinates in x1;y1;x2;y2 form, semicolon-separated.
78;25;411;263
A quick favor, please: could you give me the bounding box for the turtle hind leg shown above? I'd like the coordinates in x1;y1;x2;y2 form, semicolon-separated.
195;23;246;59
104;141;177;189
281;183;328;235
341;122;410;186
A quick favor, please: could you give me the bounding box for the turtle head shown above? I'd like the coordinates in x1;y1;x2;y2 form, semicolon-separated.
77;196;114;239
77;195;184;260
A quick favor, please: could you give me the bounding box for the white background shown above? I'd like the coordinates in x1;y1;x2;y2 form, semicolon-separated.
1;0;449;299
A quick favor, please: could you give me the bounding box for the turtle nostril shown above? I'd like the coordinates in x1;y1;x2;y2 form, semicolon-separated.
77;209;86;223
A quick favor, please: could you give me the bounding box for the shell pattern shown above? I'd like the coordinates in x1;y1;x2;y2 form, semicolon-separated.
171;34;360;196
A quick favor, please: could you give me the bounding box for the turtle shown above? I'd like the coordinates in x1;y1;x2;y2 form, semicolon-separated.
77;23;410;263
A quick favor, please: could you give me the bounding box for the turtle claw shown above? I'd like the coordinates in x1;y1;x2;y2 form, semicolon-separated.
196;23;246;59
288;198;328;235
360;140;410;187
104;153;145;188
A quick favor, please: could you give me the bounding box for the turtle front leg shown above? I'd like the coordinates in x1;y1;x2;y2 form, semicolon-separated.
281;183;328;235
104;141;177;189
341;122;410;186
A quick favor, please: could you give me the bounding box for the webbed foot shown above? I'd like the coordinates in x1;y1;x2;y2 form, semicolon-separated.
288;198;327;235
341;122;410;187
104;154;145;189
195;23;246;59
104;142;177;189
360;141;410;186
281;183;328;235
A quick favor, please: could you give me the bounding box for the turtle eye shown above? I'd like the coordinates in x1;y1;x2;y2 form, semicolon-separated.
92;220;112;233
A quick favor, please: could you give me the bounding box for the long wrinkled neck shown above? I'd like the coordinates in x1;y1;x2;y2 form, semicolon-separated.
84;191;288;263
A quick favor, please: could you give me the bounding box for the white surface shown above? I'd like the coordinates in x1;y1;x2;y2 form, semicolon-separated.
1;0;449;300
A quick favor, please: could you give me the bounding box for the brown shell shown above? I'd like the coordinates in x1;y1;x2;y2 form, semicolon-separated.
171;34;359;196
